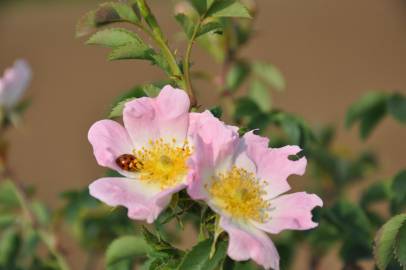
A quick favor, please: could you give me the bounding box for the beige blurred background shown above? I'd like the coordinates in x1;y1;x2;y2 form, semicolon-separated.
1;0;406;269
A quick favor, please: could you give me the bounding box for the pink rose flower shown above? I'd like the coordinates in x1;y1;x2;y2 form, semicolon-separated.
88;85;207;223
187;113;323;270
0;60;31;109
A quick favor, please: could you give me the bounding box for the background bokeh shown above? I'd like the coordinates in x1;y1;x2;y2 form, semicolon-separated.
1;0;406;269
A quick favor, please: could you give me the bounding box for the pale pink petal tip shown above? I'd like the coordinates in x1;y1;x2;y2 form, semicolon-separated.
89;177;183;223
255;192;323;234
221;218;280;270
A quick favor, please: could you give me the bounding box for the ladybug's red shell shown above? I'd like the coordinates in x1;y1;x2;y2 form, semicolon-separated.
116;154;142;172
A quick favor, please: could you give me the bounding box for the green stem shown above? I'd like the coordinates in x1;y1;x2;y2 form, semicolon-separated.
135;0;186;89
209;214;223;258
183;19;202;108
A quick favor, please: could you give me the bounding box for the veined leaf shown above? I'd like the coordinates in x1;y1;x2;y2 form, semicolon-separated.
395;222;406;267
108;44;156;61
197;20;223;37
86;28;147;49
76;2;139;37
177;239;228;270
206;0;251;18
374;214;406;270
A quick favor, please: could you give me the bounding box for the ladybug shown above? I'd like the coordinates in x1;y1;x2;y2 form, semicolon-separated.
115;154;143;172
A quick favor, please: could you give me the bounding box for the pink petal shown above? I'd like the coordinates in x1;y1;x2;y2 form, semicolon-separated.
243;132;307;199
187;111;239;200
88;120;134;174
220;217;280;270
89;177;185;223
189;111;239;164
0;59;31;108
254;192;323;234
186;134;214;200
123;85;190;148
123;96;159;148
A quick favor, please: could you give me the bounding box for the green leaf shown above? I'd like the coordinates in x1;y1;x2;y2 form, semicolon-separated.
345;92;388;139
141;227;173;253
307;222;340;254
391;170;406;214
31;201;51;226
109;98;135;119
387;92;406;123
226;61;250;91
0;228;21;267
252;62;285;91
108;44;156;61
60;188;99;223
209;106;223;119
0;180;20;211
175;13;195;39
197;20;223;37
233;261;259;270
395;222;406;267
188;0;215;15
207;0;251;18
360;182;391;209
76;2;139;37
325;200;372;243
374;214;406;270
143;84;161;97
359;102;387;139
86;28;146;49
106;235;150;267
0;214;15;228
148;257;183;270
340;240;372;263
346;92;387;127
233;97;261;120
177;239;228;270
249;80;272;112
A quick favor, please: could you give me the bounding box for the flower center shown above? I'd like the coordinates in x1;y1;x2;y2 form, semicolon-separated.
208;166;270;222
134;138;191;189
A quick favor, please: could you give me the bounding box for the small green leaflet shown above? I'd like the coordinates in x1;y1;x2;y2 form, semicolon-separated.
206;0;251;18
105;235;150;268
86;28;147;49
76;2;139;37
177;239;228;270
249;79;272;112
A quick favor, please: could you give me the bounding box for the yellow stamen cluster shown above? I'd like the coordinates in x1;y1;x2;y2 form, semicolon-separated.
208;166;270;222
134;138;191;189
